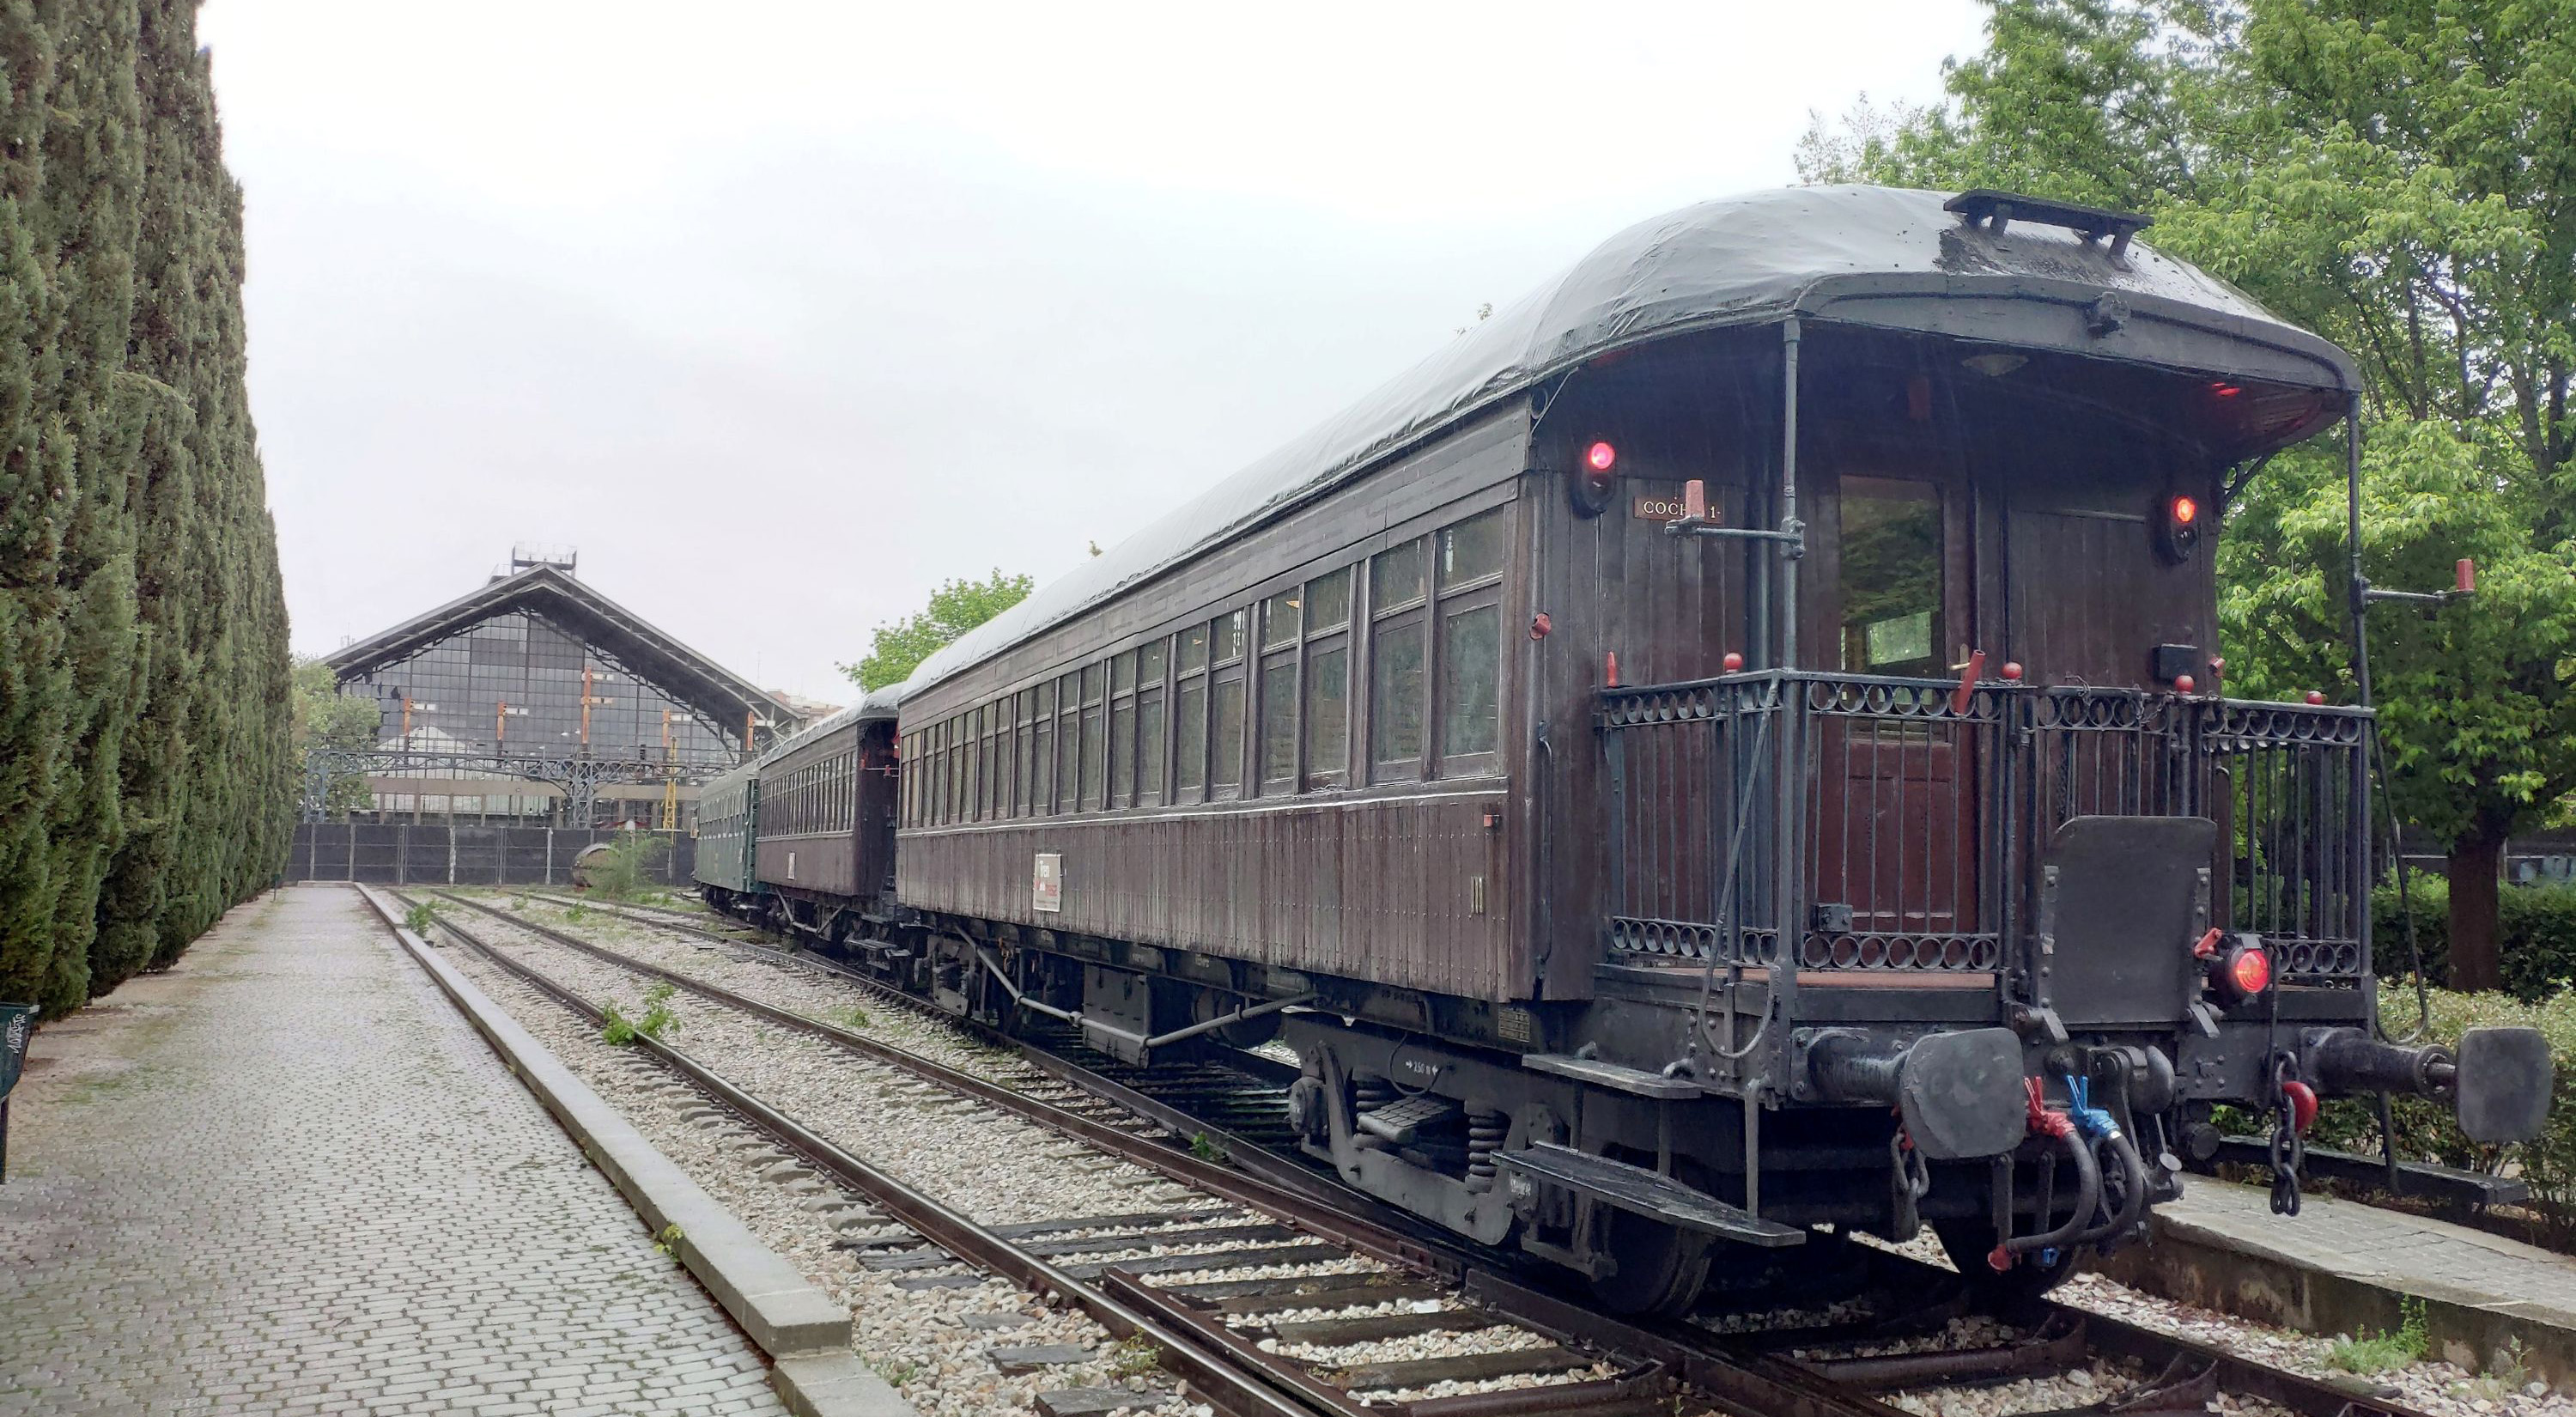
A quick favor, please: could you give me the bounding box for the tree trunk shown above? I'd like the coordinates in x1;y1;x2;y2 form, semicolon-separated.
2445;824;2508;993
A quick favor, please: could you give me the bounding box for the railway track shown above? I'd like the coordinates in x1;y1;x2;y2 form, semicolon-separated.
414;887;2453;1417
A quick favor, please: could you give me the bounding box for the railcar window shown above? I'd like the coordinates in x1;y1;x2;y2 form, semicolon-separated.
1056;672;1081;811
1016;688;1039;817
1305;640;1348;784
1139;639;1168;683
1212;672;1245;794
1370;618;1425;772
1837;476;1945;678
982;705;1002;821
1262;591;1301;650
1372;540;1426;609
1175;678;1206;794
1081;666;1107;811
963;707;981;822
1177;624;1210;675
1438;603;1502;758
1260;648;1297;788
1031;691;1054;816
1109;660;1134;810
1139;683;1167;801
1212;609;1246;665
1307;568;1352;631
1439;508;1507;586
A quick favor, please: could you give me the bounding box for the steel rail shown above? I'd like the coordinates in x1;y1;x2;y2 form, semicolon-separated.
428;889;1449;1277
428;891;1915;1417
444;890;2440;1417
393;894;1339;1417
465;890;1340;1207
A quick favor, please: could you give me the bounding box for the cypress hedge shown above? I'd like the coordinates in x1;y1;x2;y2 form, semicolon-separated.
1;1;291;1018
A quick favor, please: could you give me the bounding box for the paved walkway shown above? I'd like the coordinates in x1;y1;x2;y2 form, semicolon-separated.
2164;1178;2576;1328
0;885;789;1417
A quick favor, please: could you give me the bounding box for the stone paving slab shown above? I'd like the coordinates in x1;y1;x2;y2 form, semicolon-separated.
2161;1179;2576;1327
0;885;792;1416
2101;1174;2576;1384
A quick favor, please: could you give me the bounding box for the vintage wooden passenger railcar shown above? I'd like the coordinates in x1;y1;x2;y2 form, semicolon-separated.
702;185;2548;1314
698;693;903;935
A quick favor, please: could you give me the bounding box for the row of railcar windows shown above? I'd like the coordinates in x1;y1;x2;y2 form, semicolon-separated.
767;750;860;836
900;506;1509;830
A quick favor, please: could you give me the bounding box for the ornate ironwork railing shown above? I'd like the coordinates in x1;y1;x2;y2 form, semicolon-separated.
301;745;744;822
1599;671;2371;982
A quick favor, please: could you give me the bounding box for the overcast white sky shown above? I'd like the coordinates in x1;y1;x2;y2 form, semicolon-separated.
201;0;1987;705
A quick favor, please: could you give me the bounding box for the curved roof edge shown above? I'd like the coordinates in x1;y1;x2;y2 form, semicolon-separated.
902;184;2360;702
747;681;906;771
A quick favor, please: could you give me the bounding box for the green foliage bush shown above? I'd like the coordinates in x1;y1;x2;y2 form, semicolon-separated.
600;982;680;1046
581;834;670;903
1;3;292;1019
2372;878;2576;1002
2308;983;2576;1246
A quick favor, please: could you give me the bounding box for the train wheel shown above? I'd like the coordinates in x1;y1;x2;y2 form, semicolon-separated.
1587;1207;1713;1317
1933;1220;2078;1312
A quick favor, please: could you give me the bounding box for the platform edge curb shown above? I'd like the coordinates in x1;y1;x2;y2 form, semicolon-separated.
350;884;914;1417
2099;1203;2576;1389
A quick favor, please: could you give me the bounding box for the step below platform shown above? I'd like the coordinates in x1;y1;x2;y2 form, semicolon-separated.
1495;1142;1805;1247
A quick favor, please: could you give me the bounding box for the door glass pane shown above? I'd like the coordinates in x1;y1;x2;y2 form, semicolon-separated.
1438;604;1501;758
1372;540;1426;610
1305;643;1347;776
1439;508;1507;585
1837;477;1944;678
1371;620;1425;764
1175;681;1206;790
1138;688;1166;799
1211;678;1245;788
1261;653;1297;783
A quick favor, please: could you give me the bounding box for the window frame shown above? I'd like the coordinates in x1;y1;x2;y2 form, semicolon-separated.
1431;506;1510;779
1207;609;1249;800
1301;566;1354;791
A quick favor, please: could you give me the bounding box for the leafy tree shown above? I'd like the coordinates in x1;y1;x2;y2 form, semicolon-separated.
839;569;1032;691
1802;0;2576;991
292;658;380;816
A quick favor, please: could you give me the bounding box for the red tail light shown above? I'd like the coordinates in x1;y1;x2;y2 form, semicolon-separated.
2227;943;2273;997
1586;441;1617;472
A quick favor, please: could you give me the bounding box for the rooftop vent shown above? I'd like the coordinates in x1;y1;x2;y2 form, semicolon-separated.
1945;189;2152;270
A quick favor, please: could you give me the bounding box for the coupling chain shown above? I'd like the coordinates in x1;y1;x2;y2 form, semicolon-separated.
2267;1052;2306;1216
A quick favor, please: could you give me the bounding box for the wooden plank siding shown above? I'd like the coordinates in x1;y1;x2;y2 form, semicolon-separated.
900;789;1508;996
756;719;863;897
894;406;1540;1002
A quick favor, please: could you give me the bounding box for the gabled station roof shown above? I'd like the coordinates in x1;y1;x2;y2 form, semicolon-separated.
325;565;803;748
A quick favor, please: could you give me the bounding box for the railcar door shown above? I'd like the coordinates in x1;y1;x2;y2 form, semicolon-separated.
1808;473;1981;958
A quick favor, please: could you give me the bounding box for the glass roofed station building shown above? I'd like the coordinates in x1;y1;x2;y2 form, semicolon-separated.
304;549;808;857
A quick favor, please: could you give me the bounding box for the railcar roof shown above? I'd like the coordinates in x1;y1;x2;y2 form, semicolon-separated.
744;682;904;774
902;184;2354;701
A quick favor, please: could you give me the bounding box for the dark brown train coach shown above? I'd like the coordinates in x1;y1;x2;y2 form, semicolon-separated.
711;185;2551;1314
